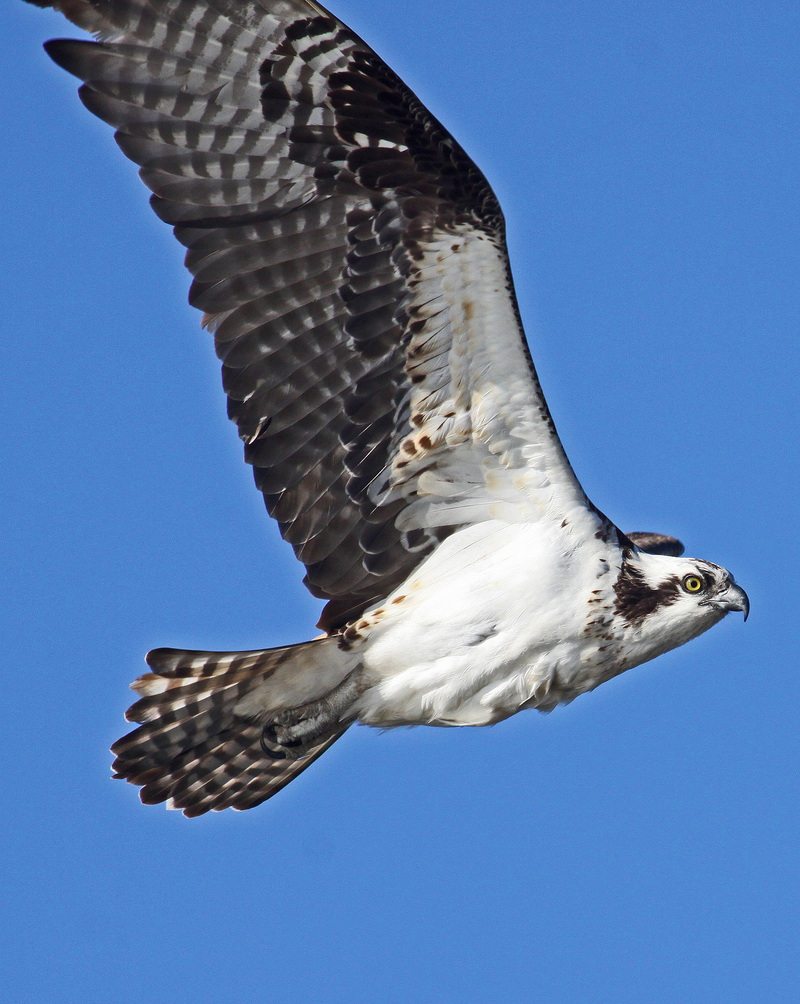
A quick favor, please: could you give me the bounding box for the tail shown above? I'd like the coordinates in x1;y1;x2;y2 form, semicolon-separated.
111;639;361;817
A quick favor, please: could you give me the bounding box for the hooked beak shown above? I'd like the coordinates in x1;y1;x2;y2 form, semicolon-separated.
719;582;750;621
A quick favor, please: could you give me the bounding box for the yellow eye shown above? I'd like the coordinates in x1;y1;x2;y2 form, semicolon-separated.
682;574;704;593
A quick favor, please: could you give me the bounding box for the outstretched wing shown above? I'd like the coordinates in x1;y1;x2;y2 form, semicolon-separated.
35;0;594;630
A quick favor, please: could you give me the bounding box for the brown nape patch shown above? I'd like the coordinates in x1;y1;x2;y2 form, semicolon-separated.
613;561;681;625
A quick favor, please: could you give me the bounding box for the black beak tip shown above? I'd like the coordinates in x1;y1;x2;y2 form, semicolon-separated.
735;587;750;622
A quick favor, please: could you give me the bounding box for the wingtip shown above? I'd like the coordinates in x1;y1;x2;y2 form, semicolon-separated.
42;37;84;76
626;532;685;558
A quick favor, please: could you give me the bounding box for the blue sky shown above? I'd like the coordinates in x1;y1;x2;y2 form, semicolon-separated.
3;1;799;1000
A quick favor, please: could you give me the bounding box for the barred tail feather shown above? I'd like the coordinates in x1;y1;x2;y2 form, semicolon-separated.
111;640;355;816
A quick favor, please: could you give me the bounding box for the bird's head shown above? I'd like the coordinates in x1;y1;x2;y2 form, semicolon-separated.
612;548;749;666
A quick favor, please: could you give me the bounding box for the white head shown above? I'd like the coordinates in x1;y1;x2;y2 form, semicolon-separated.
612;548;749;669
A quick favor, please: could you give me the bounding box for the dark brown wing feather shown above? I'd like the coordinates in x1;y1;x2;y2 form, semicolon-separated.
626;532;685;557
33;0;576;630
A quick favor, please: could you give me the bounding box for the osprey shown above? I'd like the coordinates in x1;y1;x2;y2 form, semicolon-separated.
27;0;748;815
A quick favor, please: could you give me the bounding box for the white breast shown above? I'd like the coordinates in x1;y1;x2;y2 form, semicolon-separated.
354;515;619;727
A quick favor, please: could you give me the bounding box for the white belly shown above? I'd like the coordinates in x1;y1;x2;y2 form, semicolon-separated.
354;519;619;727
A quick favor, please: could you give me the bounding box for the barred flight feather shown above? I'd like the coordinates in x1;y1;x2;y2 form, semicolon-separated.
36;0;587;637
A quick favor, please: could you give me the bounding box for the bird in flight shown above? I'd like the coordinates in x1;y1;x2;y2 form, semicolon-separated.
26;0;748;815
